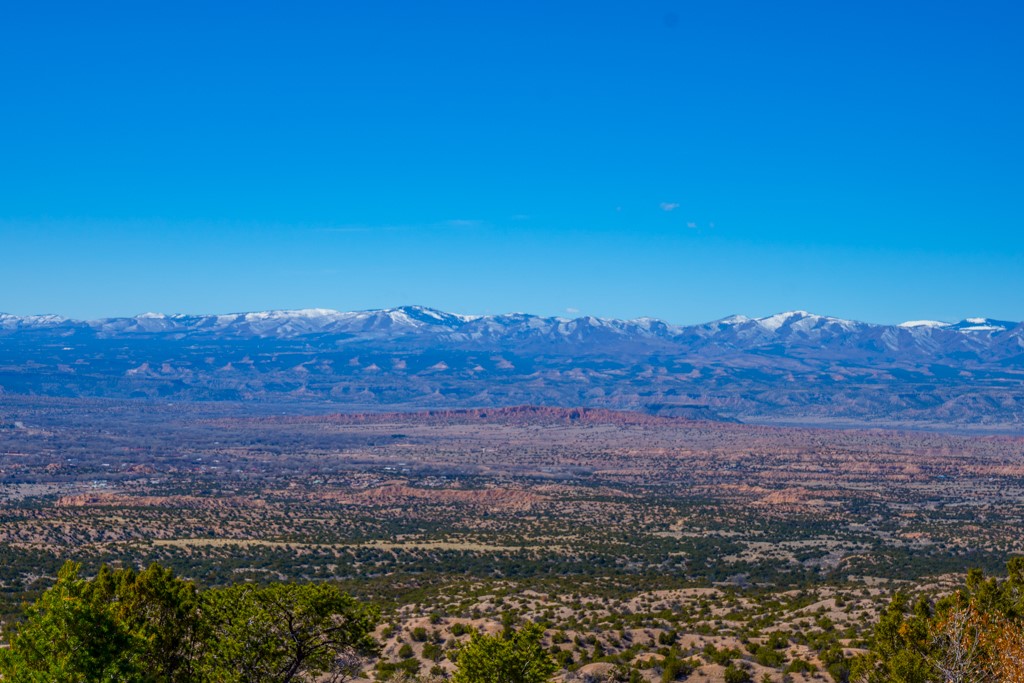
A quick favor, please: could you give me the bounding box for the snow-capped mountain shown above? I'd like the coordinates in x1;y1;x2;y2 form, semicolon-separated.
2;306;1017;343
0;307;1021;427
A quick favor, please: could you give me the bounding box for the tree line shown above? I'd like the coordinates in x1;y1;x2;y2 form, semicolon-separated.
0;559;1022;682
0;561;379;682
851;558;1024;683
0;560;555;683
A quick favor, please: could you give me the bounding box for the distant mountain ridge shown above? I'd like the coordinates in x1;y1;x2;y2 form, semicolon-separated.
1;305;1019;342
1;306;1022;428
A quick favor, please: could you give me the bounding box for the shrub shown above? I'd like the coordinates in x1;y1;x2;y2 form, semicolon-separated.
452;622;556;683
724;664;753;683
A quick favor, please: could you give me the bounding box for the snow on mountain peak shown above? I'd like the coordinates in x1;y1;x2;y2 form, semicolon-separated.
229;309;342;323
757;311;817;331
274;308;341;318
716;315;753;325
955;318;1009;332
398;305;443;317
0;313;68;329
0;308;1018;343
754;311;864;333
899;320;951;329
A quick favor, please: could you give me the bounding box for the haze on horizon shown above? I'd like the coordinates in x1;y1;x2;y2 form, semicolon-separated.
2;1;1022;324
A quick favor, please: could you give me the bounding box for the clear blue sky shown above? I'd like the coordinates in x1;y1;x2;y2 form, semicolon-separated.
2;1;1021;323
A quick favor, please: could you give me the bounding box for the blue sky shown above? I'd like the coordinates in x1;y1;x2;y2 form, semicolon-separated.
1;1;1021;323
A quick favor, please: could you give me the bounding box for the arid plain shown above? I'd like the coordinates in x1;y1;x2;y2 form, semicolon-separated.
1;397;1022;681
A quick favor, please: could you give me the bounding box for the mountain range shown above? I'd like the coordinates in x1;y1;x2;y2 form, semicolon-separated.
2;306;1022;428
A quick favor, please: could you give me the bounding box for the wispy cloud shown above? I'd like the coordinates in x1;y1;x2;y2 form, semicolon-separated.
566;307;580;315
687;221;698;229
660;202;679;212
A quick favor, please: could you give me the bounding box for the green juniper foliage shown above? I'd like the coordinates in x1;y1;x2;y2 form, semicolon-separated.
452;621;556;683
0;561;378;683
852;558;1024;683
